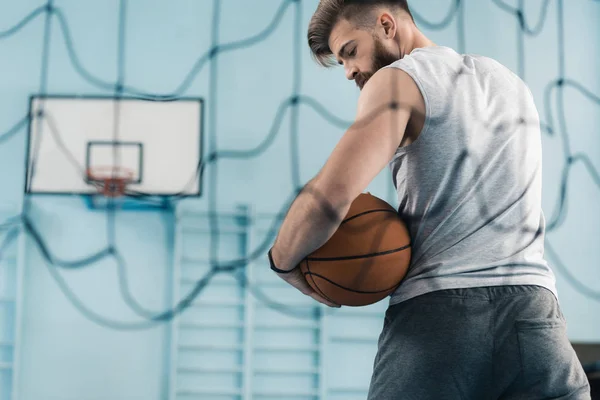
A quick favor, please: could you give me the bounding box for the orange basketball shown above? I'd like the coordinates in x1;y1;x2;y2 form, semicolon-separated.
300;192;411;307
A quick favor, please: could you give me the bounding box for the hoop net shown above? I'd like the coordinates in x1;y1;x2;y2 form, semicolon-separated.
86;166;134;197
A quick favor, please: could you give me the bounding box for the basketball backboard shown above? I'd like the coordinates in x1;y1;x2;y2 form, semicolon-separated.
25;95;203;198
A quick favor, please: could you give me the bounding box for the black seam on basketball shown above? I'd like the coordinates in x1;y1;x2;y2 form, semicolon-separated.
306;243;410;262
303;271;401;294
341;208;398;224
306;259;338;305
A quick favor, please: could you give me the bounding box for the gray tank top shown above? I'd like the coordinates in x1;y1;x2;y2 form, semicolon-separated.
384;45;558;306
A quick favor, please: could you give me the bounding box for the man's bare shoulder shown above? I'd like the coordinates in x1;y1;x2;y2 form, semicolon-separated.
357;66;424;119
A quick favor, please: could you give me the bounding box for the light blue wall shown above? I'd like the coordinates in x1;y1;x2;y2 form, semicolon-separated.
0;1;598;399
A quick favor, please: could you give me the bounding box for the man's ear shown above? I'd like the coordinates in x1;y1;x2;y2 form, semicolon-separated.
378;12;397;39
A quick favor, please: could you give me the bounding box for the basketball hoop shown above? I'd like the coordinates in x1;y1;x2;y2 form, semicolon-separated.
86;166;135;197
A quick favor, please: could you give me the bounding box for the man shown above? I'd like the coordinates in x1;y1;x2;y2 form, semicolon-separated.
267;0;591;399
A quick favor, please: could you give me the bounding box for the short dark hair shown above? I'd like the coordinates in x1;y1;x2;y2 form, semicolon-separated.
307;0;413;67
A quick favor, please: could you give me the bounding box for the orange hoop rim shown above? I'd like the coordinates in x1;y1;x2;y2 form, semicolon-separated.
86;166;135;197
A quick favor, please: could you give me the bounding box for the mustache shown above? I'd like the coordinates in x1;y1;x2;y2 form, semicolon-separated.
355;72;373;89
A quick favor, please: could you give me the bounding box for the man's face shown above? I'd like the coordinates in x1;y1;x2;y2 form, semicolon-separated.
329;18;399;90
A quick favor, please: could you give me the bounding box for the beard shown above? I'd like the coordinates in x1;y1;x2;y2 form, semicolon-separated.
355;37;399;90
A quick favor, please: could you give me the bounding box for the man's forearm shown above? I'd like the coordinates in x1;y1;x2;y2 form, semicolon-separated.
271;181;351;272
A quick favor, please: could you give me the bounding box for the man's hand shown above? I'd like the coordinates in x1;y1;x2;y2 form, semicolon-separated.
270;247;340;308
274;267;341;308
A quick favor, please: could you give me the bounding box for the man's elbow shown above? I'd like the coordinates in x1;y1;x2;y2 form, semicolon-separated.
305;176;354;218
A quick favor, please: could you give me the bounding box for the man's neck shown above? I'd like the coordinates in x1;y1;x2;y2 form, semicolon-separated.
410;30;435;52
397;26;435;58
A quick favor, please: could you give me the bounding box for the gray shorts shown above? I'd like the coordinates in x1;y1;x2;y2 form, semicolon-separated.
367;285;591;400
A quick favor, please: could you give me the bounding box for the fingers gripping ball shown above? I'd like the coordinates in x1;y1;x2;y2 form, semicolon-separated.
300;193;411;307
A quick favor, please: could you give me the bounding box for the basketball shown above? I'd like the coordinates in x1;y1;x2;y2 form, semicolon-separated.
300;193;411;307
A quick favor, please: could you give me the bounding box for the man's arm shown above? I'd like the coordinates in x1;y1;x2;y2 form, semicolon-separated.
270;68;420;300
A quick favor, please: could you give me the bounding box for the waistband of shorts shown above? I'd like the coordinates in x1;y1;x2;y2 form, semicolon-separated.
415;284;555;301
